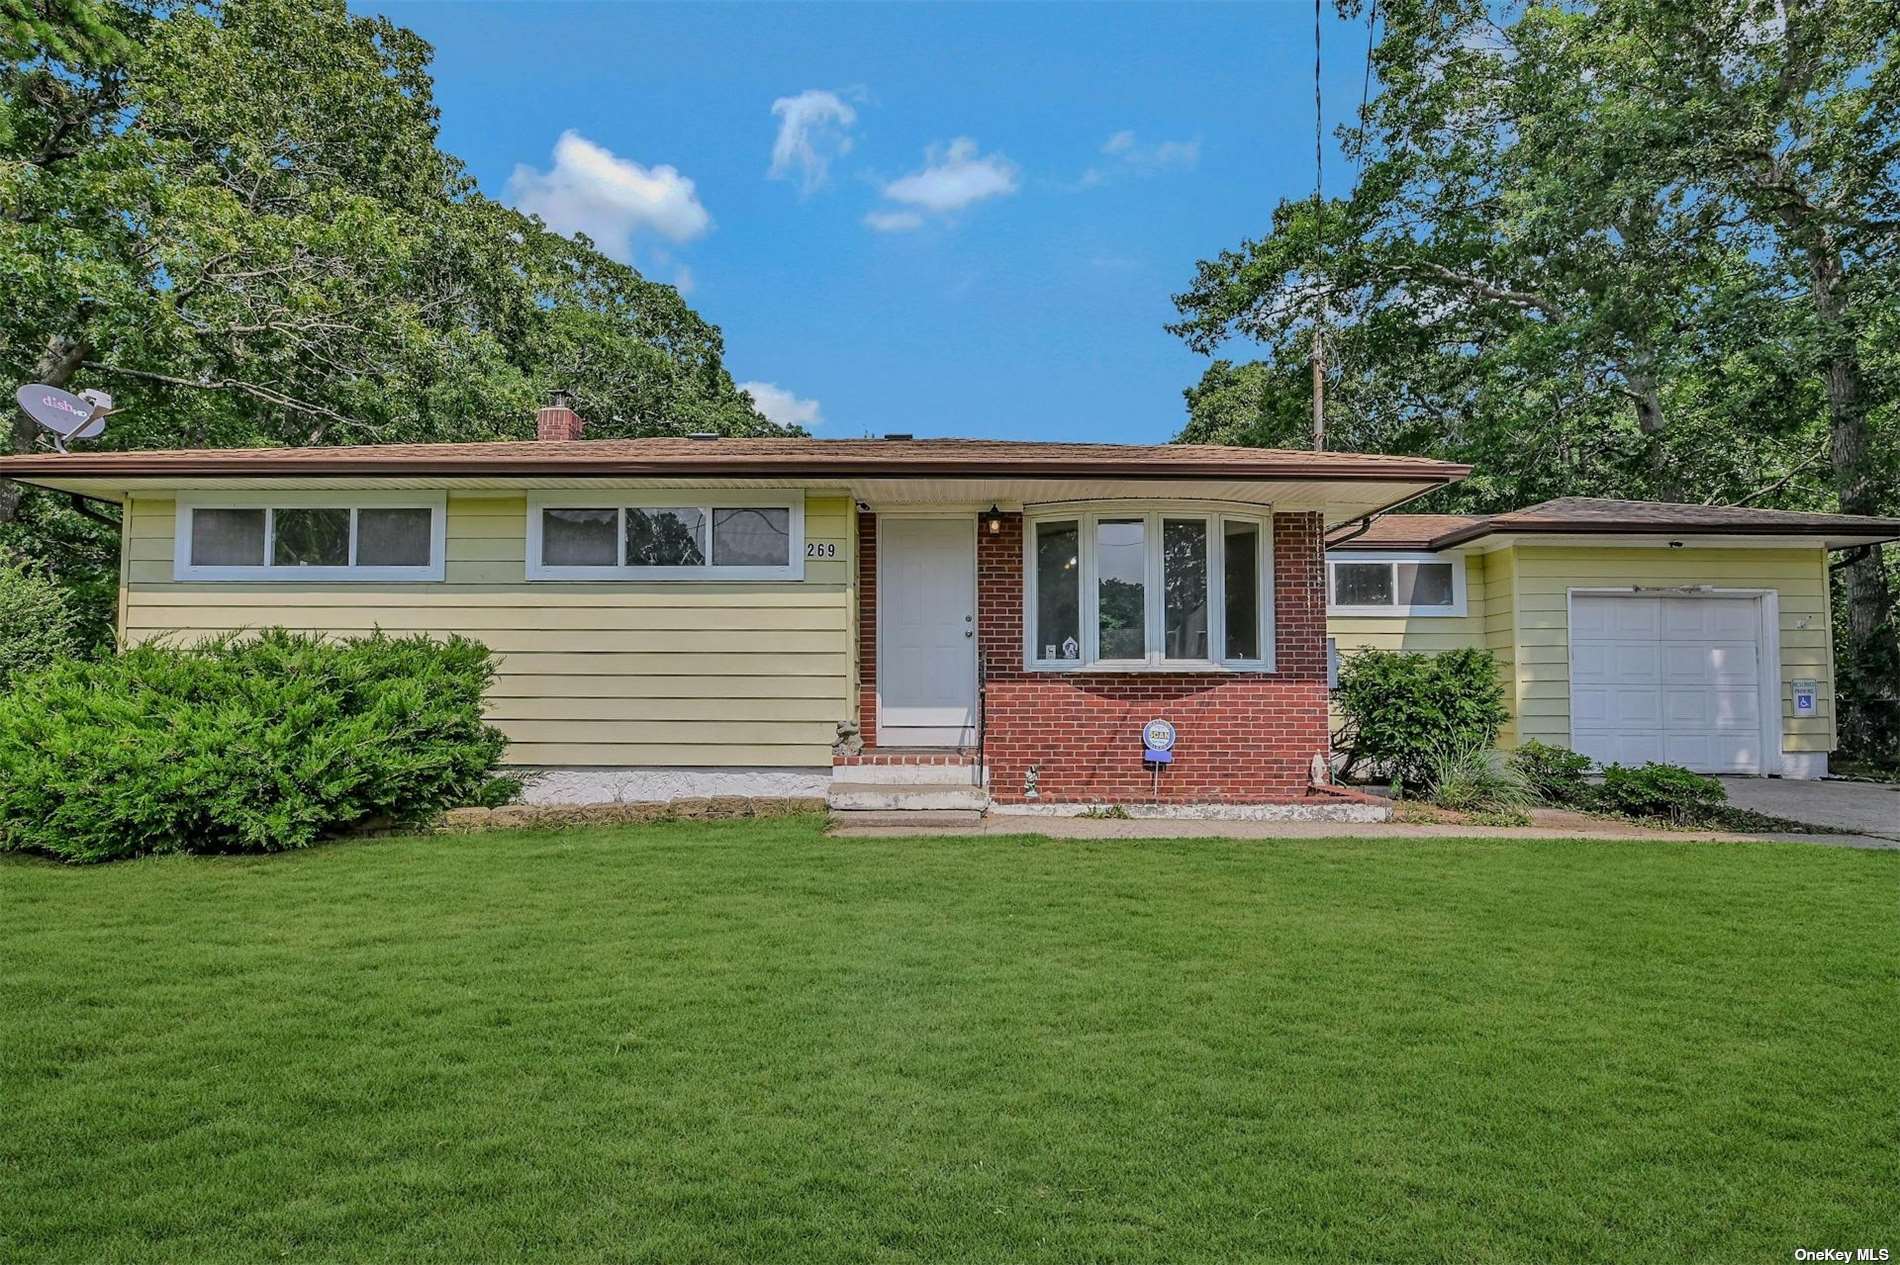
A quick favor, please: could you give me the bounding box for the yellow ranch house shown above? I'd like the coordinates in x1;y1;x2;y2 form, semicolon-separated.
4;395;1897;809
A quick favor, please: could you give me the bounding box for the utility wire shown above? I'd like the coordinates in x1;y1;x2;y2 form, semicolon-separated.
1311;0;1327;450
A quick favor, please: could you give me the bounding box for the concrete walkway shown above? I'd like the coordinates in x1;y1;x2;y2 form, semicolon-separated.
831;812;1898;849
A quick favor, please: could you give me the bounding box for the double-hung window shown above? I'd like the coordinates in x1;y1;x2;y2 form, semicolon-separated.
1325;552;1466;616
1024;506;1274;671
527;493;806;580
174;493;445;581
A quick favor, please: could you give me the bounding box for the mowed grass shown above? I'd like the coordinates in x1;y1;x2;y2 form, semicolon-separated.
2;820;1894;1264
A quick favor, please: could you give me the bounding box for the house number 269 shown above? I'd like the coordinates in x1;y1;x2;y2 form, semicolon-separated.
805;542;837;558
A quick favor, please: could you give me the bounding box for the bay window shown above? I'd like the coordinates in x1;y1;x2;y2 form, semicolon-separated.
1025;506;1274;670
1325;552;1466;616
527;494;804;580
175;493;445;581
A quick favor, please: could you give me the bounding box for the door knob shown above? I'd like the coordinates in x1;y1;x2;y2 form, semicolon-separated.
964;629;974;638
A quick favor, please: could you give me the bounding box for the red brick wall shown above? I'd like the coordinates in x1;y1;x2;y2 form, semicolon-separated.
977;511;1330;804
856;509;877;747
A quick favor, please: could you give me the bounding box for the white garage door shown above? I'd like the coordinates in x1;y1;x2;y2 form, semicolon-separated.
1570;594;1766;774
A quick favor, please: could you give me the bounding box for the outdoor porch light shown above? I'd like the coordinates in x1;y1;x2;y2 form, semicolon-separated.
983;504;1005;535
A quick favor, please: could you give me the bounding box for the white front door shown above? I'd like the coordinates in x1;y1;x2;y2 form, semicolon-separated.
1570;594;1769;774
878;516;977;746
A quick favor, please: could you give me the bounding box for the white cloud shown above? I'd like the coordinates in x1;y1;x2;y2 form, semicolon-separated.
1079;130;1200;187
862;209;925;233
507;130;711;262
768;89;858;194
738;381;823;429
879;137;1019;214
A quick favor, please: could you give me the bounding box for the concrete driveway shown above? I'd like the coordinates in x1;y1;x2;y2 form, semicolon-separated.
1720;777;1900;842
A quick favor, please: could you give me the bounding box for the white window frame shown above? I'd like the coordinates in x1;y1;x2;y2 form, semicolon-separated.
1325;551;1467;617
174;490;447;582
1022;503;1275;672
525;491;806;582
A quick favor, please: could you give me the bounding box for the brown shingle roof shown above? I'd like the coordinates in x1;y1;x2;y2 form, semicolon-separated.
0;436;1469;482
1333;497;1900;551
1439;496;1900;544
1328;514;1488;549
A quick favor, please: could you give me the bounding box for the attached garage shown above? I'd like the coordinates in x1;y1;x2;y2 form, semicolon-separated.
1327;497;1900;780
1569;592;1775;774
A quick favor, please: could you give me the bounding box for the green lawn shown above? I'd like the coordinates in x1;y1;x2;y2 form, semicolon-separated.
3;820;1894;1263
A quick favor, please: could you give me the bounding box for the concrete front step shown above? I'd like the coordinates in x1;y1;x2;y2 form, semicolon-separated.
830;764;985;787
829;809;987;829
826;782;991;812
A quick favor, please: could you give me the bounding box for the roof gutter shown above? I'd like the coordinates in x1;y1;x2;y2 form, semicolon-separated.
0;455;1472;483
1427;519;1900;549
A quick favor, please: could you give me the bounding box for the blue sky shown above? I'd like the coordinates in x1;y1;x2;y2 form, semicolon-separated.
371;2;1371;443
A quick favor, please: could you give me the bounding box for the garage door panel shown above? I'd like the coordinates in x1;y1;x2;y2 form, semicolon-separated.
1665;731;1757;773
1571;685;1611;727
1570;642;1613;683
1612;687;1663;726
1571;594;1766;775
1710;687;1760;726
1663;687;1711;727
1575;728;1663;768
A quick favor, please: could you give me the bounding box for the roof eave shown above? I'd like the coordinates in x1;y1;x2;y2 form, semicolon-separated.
0;455;1472;483
1432;522;1900;550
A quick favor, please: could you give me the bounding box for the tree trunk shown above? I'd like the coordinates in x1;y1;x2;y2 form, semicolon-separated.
0;333;90;524
1623;359;1672;498
1809;244;1894;653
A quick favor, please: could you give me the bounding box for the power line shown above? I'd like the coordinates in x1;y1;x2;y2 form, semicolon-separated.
1312;0;1327;450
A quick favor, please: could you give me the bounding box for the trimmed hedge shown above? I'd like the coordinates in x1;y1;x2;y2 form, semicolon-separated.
0;560;79;687
1509;740;1594;807
0;631;511;862
1594;762;1728;826
1333;648;1510;790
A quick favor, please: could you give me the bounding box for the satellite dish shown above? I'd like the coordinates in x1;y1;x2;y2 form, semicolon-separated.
15;384;107;451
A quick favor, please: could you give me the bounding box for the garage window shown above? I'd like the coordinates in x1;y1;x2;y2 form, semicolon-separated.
1326;552;1466;617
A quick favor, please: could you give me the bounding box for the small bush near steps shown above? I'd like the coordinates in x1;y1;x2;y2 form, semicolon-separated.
1593;762;1728;826
1332;648;1509;791
0;630;512;863
1508;740;1594;807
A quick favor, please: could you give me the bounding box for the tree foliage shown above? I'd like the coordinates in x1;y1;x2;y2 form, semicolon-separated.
2;0;776;468
1174;0;1900;762
1;0;787;636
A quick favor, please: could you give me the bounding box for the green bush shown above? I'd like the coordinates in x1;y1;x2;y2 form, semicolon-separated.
0;560;80;687
1593;762;1728;826
1424;737;1529;812
0;630;510;862
1509;740;1594;807
1333;648;1510;790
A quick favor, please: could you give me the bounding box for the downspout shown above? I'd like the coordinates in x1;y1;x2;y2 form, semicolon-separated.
1327;514;1375;547
1829;543;1875;573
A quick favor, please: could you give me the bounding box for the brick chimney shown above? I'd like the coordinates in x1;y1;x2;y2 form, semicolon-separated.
535;388;584;441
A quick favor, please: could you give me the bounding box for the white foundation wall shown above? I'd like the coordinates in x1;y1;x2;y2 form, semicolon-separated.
517;765;832;805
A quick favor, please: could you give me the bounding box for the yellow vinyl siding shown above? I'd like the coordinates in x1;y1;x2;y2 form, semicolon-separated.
121;493;854;768
1326;554;1497;734
1509;545;1833;755
1483;547;1520;747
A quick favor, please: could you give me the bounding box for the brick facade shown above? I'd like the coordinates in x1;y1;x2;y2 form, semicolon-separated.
853;505;1333;803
